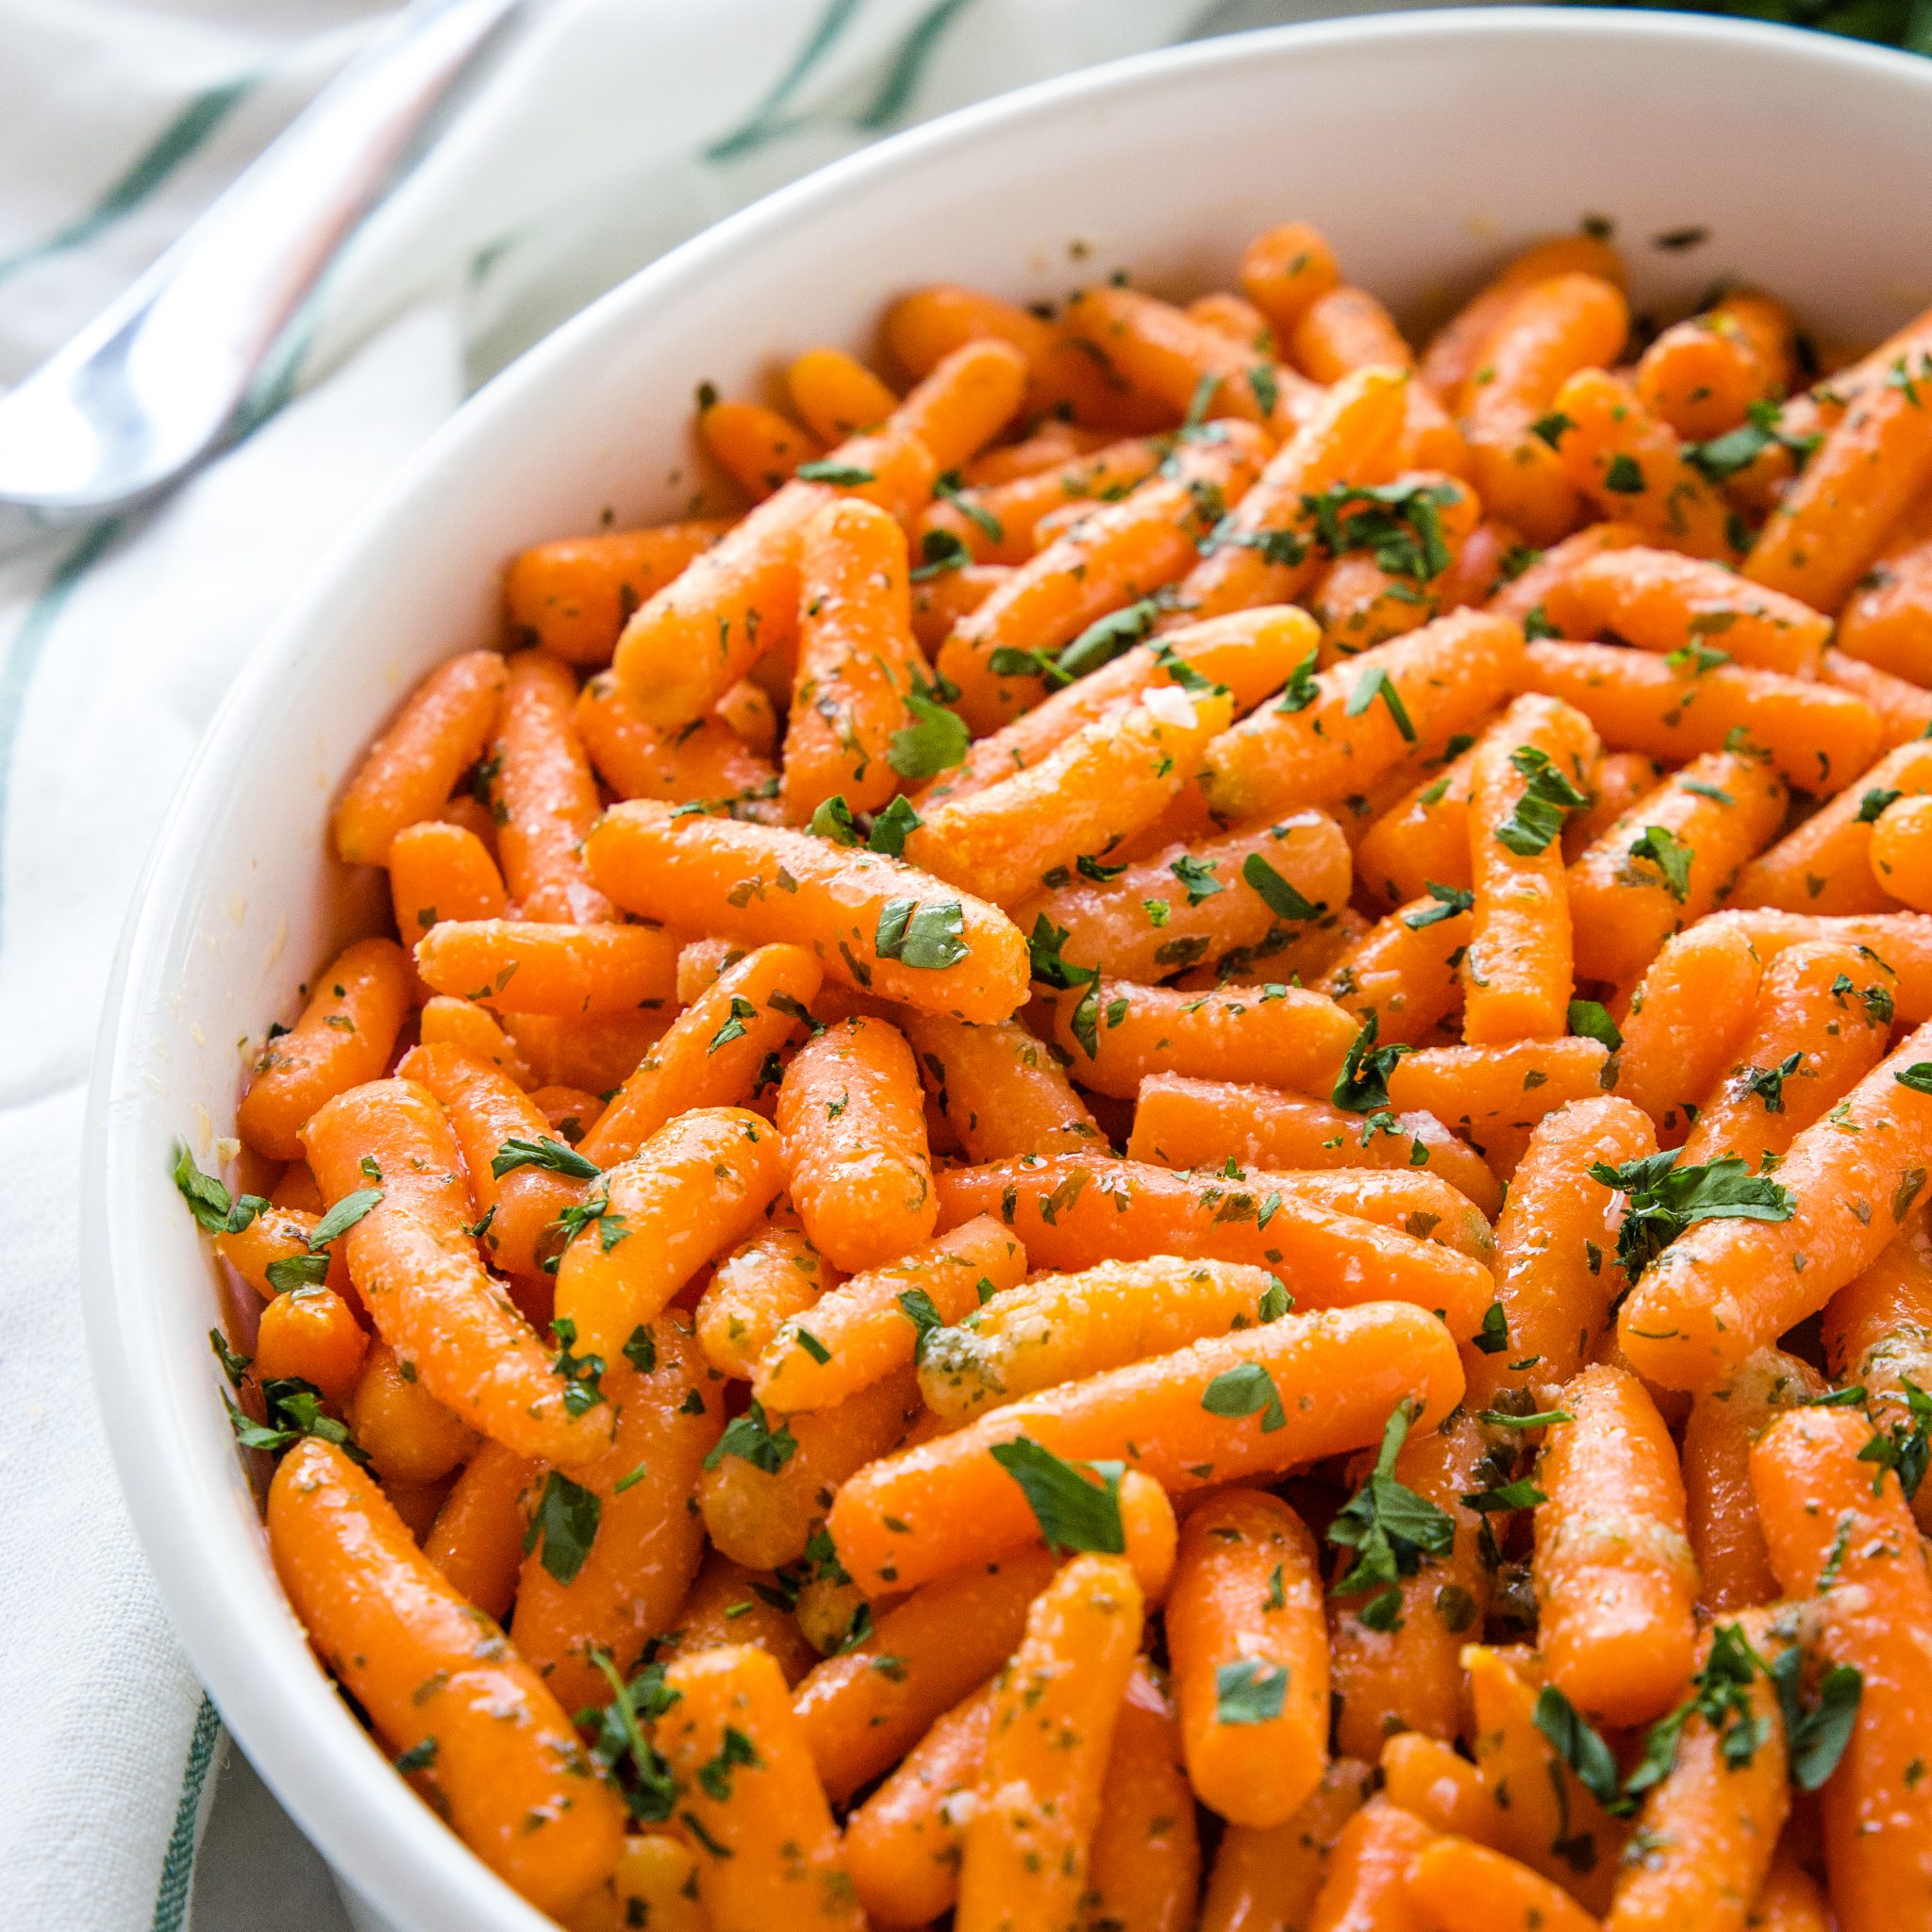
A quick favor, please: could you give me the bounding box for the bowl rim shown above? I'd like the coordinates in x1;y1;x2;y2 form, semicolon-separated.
81;8;1932;1927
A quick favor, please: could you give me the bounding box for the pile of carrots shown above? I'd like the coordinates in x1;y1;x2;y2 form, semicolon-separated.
181;214;1932;1932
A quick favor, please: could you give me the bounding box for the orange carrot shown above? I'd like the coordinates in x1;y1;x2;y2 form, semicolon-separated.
1634;291;1795;441
1307;1798;1440;1932
1241;221;1343;335
1378;1733;1491;1840
575;670;775;810
491;651;612;924
345;1341;476;1486
1198;1757;1373;1932
695;1217;840;1381
898;1008;1102;1161
413;918;681;1018
1835;496;1932;683
390;820;508;965
423;1439;535;1622
505;525;727;667
253;1285;367;1402
1408;1836;1602;1932
1871;792;1932;910
700;396;822;497
1085;1656;1201;1932
787;344;898;443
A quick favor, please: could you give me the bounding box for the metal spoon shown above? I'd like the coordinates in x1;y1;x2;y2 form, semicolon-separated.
0;0;525;557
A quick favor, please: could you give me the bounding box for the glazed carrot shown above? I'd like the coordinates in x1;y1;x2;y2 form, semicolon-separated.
1378;1734;1491;1840
270;1440;623;1912
413;919;681;1019
305;1078;615;1463
417;992;533;1086
1127;1076;1504;1218
921;435;1164;565
214;1202;350;1301
1745;348;1932;610
1044;976;1359;1102
658;1643;864;1932
1191;289;1274;348
612;423;935;729
787;344;898;442
700;396;822;497
1168;1487;1328;1825
1354;746;1479;910
1568;750;1787;987
897;1008;1102;1161
1198;1757;1373;1932
1872;792;1932;909
1459;273;1630;542
1610;918;1767;1135
1565;750;1662;858
695;1219;840;1380
1384;1041;1608;1157
423;1439;536;1622
1823;644;1932;748
658;1546;829;1685
937;425;1267;730
1314;475;1481;655
908;677;1236;906
1466;1095;1657;1407
1680;941;1897;1171
1698;907;1932;1020
1753;1406;1932;1932
1620;1021;1932;1391
237;938;411;1161
1486;520;1644;622
1307;1798;1440;1932
390;820;508;963
585;949;819;1173
698;1362;922;1571
890;336;1028;470
1735;741;1932;916
1462;1644;1627;1912
775;1013;937;1272
1634;290;1793;438
1325;896;1473;1047
829;1300;1464;1594
1533;1365;1700;1726
332;650;507;865
1835;497;1932;682
491;652;612;924
613;1836;706;1932
781;496;927;820
757;1216;1025;1412
846;1683;996;1926
1241;221;1342;332
1086;1657;1201;1932
574;671;775;809
584;801;1030;1024
962;420;1112;488
793;1547;1058;1798
1682;1349;1824;1614
1330;1411;1493;1759
1420;231;1627;403
1163;366;1409;625
504;1008;674;1096
510;1316;722;1711
1744;1849;1831;1932
916;1256;1287;1424
1463;692;1598;1042
1545;368;1740;558
1522;639;1882;795
346;1341;476;1486
554;1105;785;1360
1206;608;1525;824
1408;1837;1602;1932
253;1285;368;1401
531;1084;602;1143
506;524;727;666
268;1160;327;1213
1061;284;1291;429
1288;291;1465;474
1544;546;1830;678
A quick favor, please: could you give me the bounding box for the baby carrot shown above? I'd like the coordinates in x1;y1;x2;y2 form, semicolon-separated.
1459;272;1630;542
962;419;1112;487
1307;1798;1441;1932
332;649;507;865
423;1439;536;1623
1486;520;1644;622
583;801;1030;1024
938;425;1268;730
1313;474;1480;656
793;1546;1058;1798
1126;1076;1503;1219
1634;290;1795;441
579;942;822;1169
921;435;1164;564
658;1643;864;1932
390;820;508;964
1823;644;1932;749
957;1560;1145;1932
1354;746;1479;911
898;1008;1102;1161
214;1200;350;1302
270;1441;624;1914
891;336;1029;470
1565;749;1663;858
554;1106;786;1360
1680;941;1897;1172
935;1153;1495;1335
491;651;612;924
1168;1487;1329;1826
787;344;898;442
612;1836;705;1932
1698;907;1932;1020
1620;1022;1932;1391
1464;692;1599;1043
304;1078;614;1464
510;1315;722;1713
502;1008;671;1096
574;670;776;808
756;1216;1026;1413
1385;1040;1609;1153
699;396;822;497
1872;793;1932;909
1408;1837;1602;1932
1567;750;1787;988
346;1341;476;1486
1753;1406;1932;1932
697;1364;923;1571
1835;497;1932;683
1060;284;1289;429
1198;1757;1373;1932
253;1285;367;1402
1289;289;1465;474
417;993;533;1085
413;919;681;1018
1378;1734;1491;1840
237;938;411;1162
505;524;727;666
829;1299;1464;1594
1205;608;1525;824
916;1256;1288;1424
1522;639;1883;795
1744;1849;1831;1932
781;497;927;821
1086;1656;1201;1932
695;1219;839;1380
1241;221;1342;333
1327;895;1472;1048
1533;1365;1700;1726
1545;368;1740;558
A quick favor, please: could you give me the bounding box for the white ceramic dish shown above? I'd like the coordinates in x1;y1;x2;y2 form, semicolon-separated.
83;10;1932;1928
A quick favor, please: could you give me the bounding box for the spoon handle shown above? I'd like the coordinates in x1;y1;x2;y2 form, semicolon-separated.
0;0;525;541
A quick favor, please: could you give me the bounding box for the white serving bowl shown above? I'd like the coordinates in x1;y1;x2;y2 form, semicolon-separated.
83;10;1932;1928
